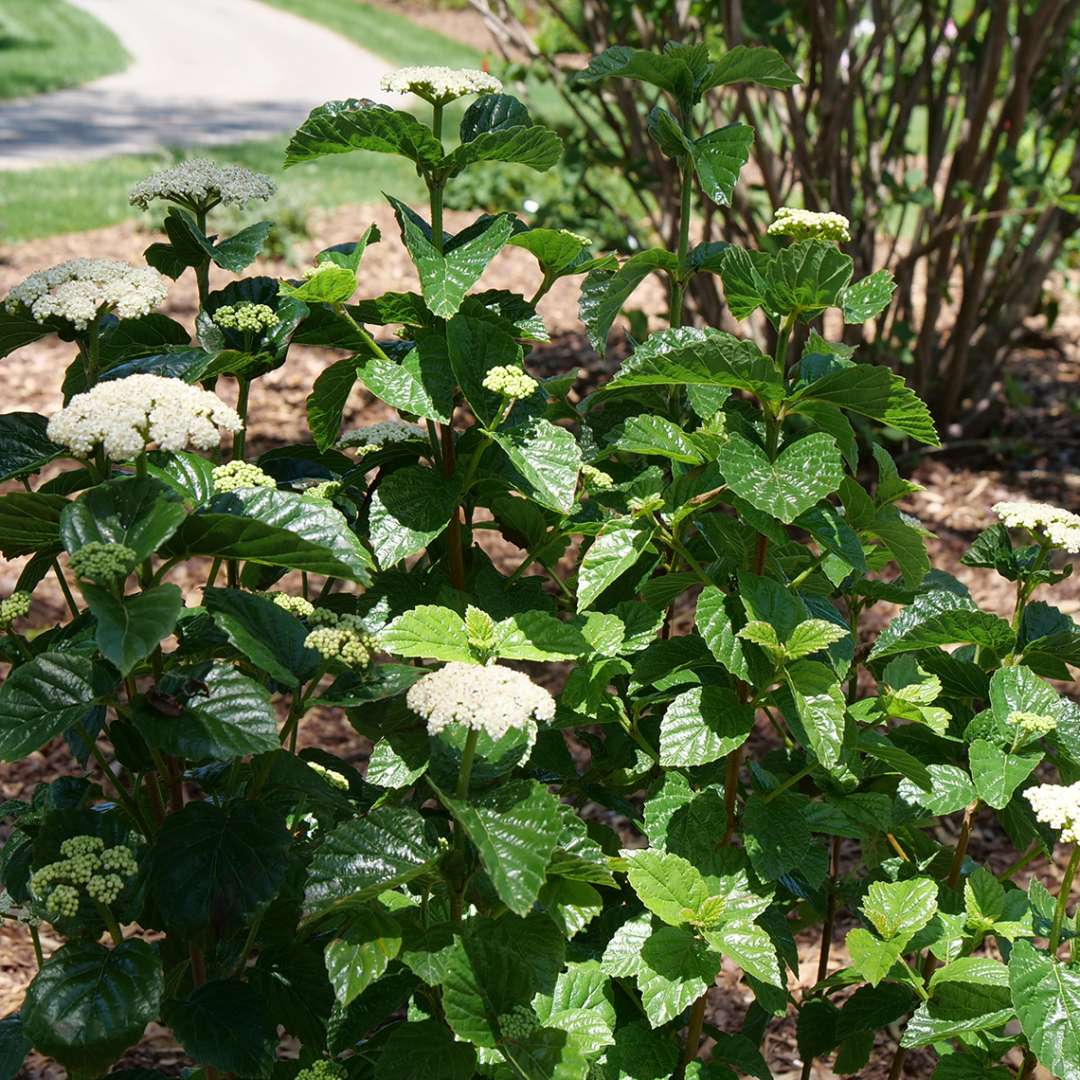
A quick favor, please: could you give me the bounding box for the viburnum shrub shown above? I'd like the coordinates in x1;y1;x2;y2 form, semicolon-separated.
0;48;1078;1080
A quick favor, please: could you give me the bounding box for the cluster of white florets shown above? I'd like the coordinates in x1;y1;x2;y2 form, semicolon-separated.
993;501;1080;554
212;302;279;334
405;661;555;740
338;420;425;452
4;258;168;331
307;760;350;791
580;464;614;491
212;460;275;493
767;207;852;244
305;610;376;669
68;542;137;583
1026;781;1080;843
30;836;138;919
128;159;276;210
47;374;242;459
0;591;32;626
263;591;315;618
482;365;539;401
380;65;501;104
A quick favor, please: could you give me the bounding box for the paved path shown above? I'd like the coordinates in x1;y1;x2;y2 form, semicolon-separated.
0;0;400;170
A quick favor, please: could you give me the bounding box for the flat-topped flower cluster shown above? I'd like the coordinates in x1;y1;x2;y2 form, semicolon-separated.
380;65;501;104
993;500;1080;553
128;158;276;210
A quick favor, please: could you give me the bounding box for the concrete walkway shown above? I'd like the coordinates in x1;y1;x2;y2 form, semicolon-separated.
0;0;400;170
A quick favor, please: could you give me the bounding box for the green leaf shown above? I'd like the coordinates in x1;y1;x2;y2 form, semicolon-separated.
788;363;938;445
446;313;524;426
443;780;562;916
445;123;562;176
580;250;678;352
61;476;187;562
968;739;1041;810
577;520;654;612
306;807;440;914
845;929;904;987
203;587;318;688
602;327;783;401
625;849;709;926
150;799;290;932
22;940;162;1075
896;764;976;818
375;1019;477;1080
160;208;270;273
285;99;444;168
0;491;66;556
608;414;705;464
575;45;699;99
135;662;279;760
702;46;800;90
862;878;938;943
380;605;472;662
691;123;754;206
0;307;50;359
491;610;591;661
636;926;721;1028
742;792;813;882
510;228;593;276
720;247;773;321
901;980;1015;1047
786;620;849;660
1009;940;1080;1080
389;196;513;318
307;356;357;451
695;587;750;681
0;652;104;761
659;686;754;767
325;904;403;1006
766;240;853;321
842;269;896;323
280;265;358;304
493;417;582;514
868;591;1015;661
0;1015;29;1080
0;412;63;482
369;464;458;567
718;432;844;524
80;583;183;677
165;979;277;1078
703;921;782;987
173;488;373;583
784;660;846;768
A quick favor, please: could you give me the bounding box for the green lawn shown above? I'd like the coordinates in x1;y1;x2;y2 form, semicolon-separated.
0;0;130;99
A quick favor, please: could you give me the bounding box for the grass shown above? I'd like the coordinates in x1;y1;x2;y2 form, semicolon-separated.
0;0;130;99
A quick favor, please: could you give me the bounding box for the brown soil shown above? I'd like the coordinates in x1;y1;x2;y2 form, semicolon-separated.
1;196;1077;1079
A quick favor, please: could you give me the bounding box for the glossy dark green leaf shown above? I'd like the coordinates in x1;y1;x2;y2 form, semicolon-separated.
150;799;290;932
766;240;853;321
21;940;162;1075
357;337;454;424
1009;940;1080;1080
0;413;63;482
691;123;754;206
868;591;1014;660
702;45;800;90
0;491;66;557
579;249;679;352
307;356;358;451
0;308;50;358
80;583;183;677
369;464;458;567
325;903;403;1006
659;686;754;766
445;313;522;427
608;414;705;464
0;652;104;761
445;123;562;176
493;417;582;514
0;1014;29;1080
165;979;277;1078
376;1019;478;1080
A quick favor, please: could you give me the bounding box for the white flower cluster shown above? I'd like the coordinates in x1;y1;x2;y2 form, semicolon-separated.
212;460;275;492
338;420;425;452
0;591;31;626
993;501;1080;554
405;661;555;740
1026;781;1080;843
580;464;614;491
4;258;168;331
380;65;501;104
482;364;539;401
129;158;276;210
30;836;138;919
307;760;350;791
212;302;279;334
767;207;852;244
48;374;242;459
264;591;315;618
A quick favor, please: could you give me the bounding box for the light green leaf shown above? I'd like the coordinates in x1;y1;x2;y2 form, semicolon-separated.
601;914;653;978
718;432;844;524
784;660;846;768
624;849;710;926
691;123;754;206
841;269;896;323
703;46;800;90
703;921;782;987
1009;939;1080;1080
968;739;1042;810
380;605;472;662
493;417;581;514
577;520;654;612
845;929;905;987
608;414;705;464
357;341;454;424
694;587;750;680
325;904;403;1006
659;686;754;767
786;619;849;660
636;926;721;1028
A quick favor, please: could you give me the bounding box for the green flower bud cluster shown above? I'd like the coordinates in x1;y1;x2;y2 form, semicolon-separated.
305;480;341;500
1008;710;1057;737
212;302;279;333
305;610;376;669
295;1061;344;1080
0;591;32;626
68;542;137;583
263;591;315;618
580;464;614;491
498;1005;540;1040
30;835;138;920
482;364;539;401
212;459;276;492
307;761;350;791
